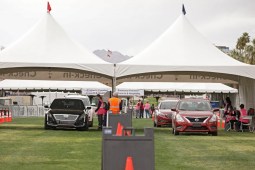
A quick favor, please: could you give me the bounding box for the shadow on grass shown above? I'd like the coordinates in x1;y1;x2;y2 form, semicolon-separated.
0;124;103;133
0;124;44;131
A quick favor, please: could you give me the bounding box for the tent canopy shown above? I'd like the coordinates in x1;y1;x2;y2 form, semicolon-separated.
116;82;238;93
0;79;111;91
116;15;255;80
0;13;113;77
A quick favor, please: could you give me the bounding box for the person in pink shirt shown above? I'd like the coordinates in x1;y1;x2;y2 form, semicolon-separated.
235;104;249;131
144;101;151;118
135;99;141;118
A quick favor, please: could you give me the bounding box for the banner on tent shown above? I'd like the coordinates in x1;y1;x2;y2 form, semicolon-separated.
117;73;237;84
81;89;110;95
0;68;112;85
116;89;144;96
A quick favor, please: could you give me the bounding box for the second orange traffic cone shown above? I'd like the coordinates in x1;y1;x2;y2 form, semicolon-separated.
125;156;134;170
116;122;123;136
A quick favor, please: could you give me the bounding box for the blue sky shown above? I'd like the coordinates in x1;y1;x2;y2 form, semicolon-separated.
0;0;254;56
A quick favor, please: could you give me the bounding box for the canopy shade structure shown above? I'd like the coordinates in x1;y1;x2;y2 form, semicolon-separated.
0;80;111;91
116;14;255;80
116;82;238;93
0;13;114;81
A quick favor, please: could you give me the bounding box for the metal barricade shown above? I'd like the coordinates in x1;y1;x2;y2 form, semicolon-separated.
107;111;132;134
1;105;45;117
102;127;155;170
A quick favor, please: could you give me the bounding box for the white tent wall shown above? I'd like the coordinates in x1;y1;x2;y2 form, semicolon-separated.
238;77;255;109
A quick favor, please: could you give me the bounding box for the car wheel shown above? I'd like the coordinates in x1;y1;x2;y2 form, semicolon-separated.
77;115;89;131
211;131;218;136
44;115;51;130
173;128;179;135
155;118;161;127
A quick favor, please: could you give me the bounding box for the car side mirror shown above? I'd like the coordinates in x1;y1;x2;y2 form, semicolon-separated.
44;105;49;108
86;106;92;110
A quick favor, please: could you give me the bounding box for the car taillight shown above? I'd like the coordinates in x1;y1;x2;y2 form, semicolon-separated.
176;114;184;122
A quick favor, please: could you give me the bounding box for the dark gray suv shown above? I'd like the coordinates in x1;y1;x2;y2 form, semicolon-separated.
44;97;91;131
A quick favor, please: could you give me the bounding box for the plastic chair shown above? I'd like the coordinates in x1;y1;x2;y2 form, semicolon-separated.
224;121;231;131
240;116;252;132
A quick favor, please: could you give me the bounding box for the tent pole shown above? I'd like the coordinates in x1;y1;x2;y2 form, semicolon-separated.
112;64;117;92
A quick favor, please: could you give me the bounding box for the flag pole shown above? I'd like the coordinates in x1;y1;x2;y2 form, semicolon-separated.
112;64;116;93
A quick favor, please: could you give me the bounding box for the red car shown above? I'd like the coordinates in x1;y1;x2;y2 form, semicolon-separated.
153;99;179;127
171;98;218;136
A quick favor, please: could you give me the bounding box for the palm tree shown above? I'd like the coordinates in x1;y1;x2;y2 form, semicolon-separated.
236;32;250;54
230;32;255;65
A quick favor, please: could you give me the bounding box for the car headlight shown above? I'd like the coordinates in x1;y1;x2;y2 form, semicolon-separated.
157;112;165;116
209;114;217;122
176;114;184;122
47;113;55;123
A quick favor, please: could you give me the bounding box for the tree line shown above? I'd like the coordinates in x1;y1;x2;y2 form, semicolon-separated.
230;32;255;65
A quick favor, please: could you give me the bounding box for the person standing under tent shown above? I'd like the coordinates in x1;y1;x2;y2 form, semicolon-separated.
135;99;141;118
150;103;155;118
144;101;151;118
95;94;107;130
139;101;144;118
223;97;232;118
108;92;122;114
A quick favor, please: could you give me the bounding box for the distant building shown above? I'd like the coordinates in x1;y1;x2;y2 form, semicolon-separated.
0;46;5;51
216;45;230;54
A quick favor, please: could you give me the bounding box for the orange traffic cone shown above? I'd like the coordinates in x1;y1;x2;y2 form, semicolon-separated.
7;110;12;122
116;122;123;136
221;119;225;128
0;110;3;123
1;110;5;123
125;156;134;170
4;109;8;122
124;130;131;136
217;119;220;128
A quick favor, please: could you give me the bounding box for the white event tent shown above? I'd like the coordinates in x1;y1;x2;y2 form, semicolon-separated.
0;12;113;84
1;7;255;108
116;14;255;78
116;14;255;108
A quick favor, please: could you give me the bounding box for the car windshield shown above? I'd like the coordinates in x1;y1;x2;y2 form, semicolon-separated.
178;101;211;111
50;99;85;110
159;101;178;109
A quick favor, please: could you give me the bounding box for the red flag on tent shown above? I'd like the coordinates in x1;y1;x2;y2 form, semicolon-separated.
47;2;52;13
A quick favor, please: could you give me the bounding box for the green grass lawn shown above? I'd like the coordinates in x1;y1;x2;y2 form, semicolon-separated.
1;117;255;170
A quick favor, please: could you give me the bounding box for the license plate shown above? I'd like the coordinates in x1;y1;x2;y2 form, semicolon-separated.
193;123;201;127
